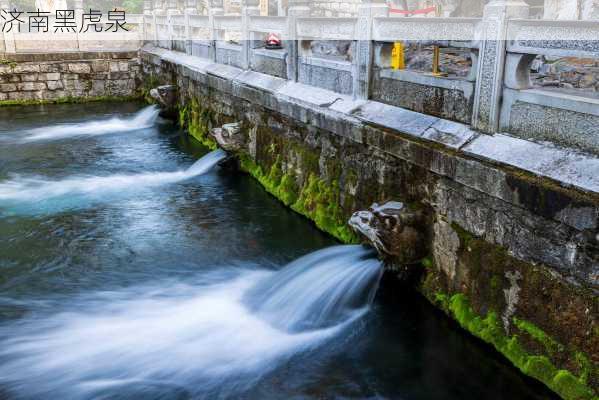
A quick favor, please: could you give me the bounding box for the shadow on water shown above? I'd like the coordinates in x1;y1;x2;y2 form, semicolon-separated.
0;102;559;400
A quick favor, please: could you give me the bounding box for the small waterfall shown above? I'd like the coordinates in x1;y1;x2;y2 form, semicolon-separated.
20;105;160;142
0;246;382;399
0;149;226;205
246;245;383;332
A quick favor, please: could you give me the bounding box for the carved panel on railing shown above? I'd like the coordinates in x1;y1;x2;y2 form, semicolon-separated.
296;17;357;40
507;20;599;57
373;17;481;44
213;16;242;31
189;15;210;28
248;16;287;34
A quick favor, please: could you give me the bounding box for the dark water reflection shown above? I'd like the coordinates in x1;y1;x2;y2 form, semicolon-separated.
0;102;557;400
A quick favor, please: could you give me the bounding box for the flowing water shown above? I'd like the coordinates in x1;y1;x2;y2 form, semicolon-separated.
0;102;557;400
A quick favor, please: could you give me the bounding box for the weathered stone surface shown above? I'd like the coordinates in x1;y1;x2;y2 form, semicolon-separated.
68;63;92;74
18;82;46;91
46;80;63;91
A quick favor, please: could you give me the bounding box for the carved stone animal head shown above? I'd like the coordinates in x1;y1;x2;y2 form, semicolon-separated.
210;122;245;152
149;85;177;109
349;201;427;265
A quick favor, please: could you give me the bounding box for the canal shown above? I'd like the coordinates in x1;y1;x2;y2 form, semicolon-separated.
0;102;557;400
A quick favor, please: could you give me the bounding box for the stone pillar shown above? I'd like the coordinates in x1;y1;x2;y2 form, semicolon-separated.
353;0;388;100
209;0;225;62
471;0;529;133
0;0;16;53
166;0;180;15
286;0;311;82
185;0;198;14
144;0;153;15
241;0;260;69
154;0;165;15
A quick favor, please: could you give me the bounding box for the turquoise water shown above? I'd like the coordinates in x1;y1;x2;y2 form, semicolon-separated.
0;102;557;400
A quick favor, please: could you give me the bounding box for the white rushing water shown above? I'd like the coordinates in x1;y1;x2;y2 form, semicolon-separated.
0;245;382;399
18;106;160;142
0;149;227;204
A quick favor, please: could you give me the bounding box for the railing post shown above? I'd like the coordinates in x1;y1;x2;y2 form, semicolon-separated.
74;0;83;51
1;0;16;53
353;0;388;100
241;0;260;70
209;0;224;62
153;0;163;47
185;0;196;54
471;0;529;133
286;0;310;82
143;0;152;43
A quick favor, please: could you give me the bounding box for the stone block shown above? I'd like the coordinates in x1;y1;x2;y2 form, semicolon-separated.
109;62;121;72
47;80;64;90
18;82;46;91
42;73;61;81
0;83;17;92
118;61;129;72
12;64;40;73
68;63;92;74
39;63;61;73
91;60;109;73
90;80;105;96
0;92;7;100
21;73;38;82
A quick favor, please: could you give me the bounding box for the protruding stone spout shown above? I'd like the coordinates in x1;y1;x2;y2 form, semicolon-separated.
149;85;177;110
348;201;427;265
210;122;245;152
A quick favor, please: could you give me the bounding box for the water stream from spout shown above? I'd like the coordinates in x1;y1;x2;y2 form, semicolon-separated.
0;245;382;399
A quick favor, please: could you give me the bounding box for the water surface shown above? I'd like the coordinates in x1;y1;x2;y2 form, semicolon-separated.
0;102;557;400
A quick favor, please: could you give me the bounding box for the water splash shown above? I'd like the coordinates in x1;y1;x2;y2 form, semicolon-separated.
18;106;160;142
0;149;226;213
0;246;382;399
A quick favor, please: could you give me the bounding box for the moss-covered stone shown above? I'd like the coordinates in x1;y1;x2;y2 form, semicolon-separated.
431;291;596;400
178;99;217;150
239;155;357;244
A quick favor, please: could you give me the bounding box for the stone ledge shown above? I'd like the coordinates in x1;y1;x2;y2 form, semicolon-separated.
0;51;139;62
141;45;599;234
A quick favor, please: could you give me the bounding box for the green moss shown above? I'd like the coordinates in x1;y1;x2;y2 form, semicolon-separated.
240;156;357;244
450;222;475;249
445;293;596;400
291;173;358;244
513;318;564;355
179;99;217;150
0;94;142;107
421;257;433;269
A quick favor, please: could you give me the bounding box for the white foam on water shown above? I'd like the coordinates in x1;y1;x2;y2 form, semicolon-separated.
0;246;382;399
19;106;160;142
0;149;226;204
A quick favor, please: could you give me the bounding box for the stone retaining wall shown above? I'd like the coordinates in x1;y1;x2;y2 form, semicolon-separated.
0;51;141;103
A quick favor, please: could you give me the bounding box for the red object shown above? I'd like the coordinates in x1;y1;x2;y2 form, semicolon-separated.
388;5;437;15
265;32;282;49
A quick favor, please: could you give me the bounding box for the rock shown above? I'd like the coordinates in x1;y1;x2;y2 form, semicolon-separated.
348;201;428;265
149;85;177;109
210;122;245;152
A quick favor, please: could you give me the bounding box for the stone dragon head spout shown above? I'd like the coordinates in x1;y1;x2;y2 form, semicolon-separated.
349;201;428;266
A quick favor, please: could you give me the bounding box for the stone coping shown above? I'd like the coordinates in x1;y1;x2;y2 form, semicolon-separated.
142;45;599;207
0;51;139;62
